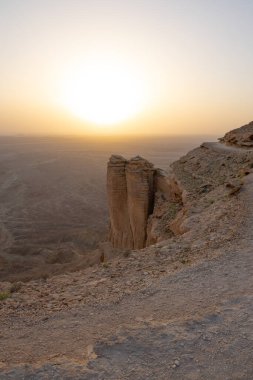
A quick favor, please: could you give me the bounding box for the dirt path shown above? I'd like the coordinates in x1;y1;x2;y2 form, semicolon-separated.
0;144;253;379
202;141;253;153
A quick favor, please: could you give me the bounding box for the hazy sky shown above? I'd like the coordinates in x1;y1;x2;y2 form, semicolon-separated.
1;0;253;136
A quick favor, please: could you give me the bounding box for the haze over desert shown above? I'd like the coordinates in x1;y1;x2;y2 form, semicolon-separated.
0;135;206;281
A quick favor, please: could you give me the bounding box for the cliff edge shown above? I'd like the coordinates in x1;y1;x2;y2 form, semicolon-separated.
107;121;253;255
1;122;253;379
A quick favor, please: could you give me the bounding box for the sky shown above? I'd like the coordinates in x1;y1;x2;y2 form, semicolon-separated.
0;0;253;136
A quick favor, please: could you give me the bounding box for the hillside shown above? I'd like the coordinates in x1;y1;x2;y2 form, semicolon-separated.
0;124;253;379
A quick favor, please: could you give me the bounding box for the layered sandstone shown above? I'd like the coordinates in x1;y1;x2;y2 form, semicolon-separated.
107;155;155;249
107;155;133;249
126;157;154;249
107;122;253;252
107;155;184;250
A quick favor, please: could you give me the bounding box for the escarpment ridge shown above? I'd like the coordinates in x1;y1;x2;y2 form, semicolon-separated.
1;122;253;379
107;121;253;252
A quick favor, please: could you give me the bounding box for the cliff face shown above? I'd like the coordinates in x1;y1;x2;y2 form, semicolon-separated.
107;155;184;249
107;122;253;252
107;155;155;249
107;155;133;249
126;157;155;249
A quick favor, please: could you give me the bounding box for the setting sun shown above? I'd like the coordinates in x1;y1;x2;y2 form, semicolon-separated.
59;56;147;127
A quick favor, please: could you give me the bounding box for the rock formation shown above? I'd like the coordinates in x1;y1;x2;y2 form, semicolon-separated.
107;155;184;249
146;170;184;245
219;121;253;147
107;155;155;249
107;155;133;249
107;121;253;252
2;123;253;378
126;157;154;249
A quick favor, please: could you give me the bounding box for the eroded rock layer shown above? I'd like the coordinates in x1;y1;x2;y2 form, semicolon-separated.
107;121;253;252
107;155;155;249
126;157;154;249
107;155;133;249
107;154;184;250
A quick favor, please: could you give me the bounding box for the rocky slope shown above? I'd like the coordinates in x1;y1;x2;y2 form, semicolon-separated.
1;123;253;379
107;122;253;255
220;121;253;147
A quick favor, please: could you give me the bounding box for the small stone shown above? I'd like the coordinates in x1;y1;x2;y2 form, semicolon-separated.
174;359;180;366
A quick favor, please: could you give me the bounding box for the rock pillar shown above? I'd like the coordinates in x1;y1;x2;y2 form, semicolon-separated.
126;157;154;249
107;155;133;249
107;155;154;249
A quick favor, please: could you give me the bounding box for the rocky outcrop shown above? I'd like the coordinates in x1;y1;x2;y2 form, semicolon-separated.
107;156;185;250
219;121;253;147
146;170;184;245
107;155;133;249
126;157;154;249
108;122;253;252
107;155;155;249
3;125;253;379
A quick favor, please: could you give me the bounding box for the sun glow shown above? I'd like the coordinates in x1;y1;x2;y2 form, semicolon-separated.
59;56;148;127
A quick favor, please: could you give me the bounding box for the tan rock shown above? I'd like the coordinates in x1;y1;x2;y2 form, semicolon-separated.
155;170;182;201
126;156;154;249
107;155;133;249
107;155;155;250
219;121;253;147
169;208;189;235
107;155;190;250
